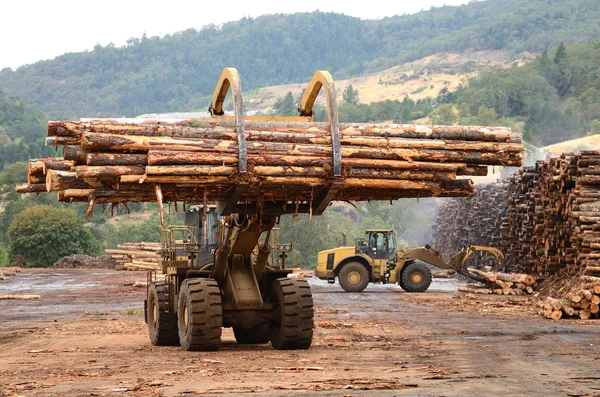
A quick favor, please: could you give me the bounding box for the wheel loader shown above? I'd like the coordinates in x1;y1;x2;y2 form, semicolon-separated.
314;229;503;292
144;68;337;351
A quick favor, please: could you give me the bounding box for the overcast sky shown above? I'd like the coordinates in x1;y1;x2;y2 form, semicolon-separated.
0;0;468;70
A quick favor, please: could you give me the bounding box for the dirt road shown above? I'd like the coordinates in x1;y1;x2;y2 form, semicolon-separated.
1;269;599;396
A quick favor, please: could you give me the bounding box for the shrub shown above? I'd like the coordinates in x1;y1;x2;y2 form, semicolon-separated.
8;206;100;267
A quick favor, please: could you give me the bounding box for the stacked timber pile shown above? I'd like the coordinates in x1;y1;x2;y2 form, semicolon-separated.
457;269;538;295
537;276;600;320
435;152;600;277
16;119;522;213
569;152;600;277
105;242;161;271
433;182;507;271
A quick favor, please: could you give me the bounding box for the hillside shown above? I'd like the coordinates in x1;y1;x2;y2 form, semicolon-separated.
543;135;600;156
0;0;599;119
245;50;532;111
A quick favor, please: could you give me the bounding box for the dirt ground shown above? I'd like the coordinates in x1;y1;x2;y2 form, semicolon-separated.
1;269;599;397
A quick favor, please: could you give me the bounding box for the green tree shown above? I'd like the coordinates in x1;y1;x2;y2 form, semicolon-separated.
342;85;359;105
554;42;567;64
9;206;100;267
432;104;457;125
273;91;297;116
476;105;498;125
589;119;600;135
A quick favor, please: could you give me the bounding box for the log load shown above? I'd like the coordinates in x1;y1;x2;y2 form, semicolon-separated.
457;270;538;295
18;118;523;215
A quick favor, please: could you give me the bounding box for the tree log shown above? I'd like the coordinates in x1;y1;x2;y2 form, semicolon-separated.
86;153;148;166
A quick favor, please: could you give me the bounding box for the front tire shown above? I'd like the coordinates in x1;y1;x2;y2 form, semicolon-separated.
177;278;222;351
147;281;179;346
269;278;313;350
400;262;432;292
338;262;370;292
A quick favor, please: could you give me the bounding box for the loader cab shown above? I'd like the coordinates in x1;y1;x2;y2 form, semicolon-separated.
356;229;396;260
184;205;221;267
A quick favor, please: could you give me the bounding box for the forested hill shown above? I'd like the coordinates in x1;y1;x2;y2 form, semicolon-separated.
1;0;600;119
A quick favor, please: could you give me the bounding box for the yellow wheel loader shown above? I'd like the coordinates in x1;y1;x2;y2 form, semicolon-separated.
314;229;503;292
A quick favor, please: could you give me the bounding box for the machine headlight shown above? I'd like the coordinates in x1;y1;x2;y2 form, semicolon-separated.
278;244;292;252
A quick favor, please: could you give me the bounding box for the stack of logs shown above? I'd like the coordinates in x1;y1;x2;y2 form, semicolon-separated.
539;276;600;320
435;151;600;277
16;119;522;213
105;242;161;271
458;269;538;295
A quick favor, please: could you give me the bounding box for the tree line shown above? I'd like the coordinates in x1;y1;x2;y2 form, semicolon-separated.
1;0;600;119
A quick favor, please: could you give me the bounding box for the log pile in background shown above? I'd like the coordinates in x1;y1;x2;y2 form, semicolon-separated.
17;119;522;212
435;151;600;278
105;242;161;271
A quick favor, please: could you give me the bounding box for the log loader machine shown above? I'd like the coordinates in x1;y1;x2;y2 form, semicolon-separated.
314;229;504;292
144;68;341;351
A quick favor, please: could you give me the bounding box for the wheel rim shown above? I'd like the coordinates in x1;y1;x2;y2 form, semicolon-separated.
347;271;362;285
183;299;189;332
411;272;423;284
152;300;158;328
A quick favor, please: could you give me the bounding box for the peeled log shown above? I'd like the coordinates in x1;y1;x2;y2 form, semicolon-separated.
0;295;40;300
492;272;536;286
458;286;492;294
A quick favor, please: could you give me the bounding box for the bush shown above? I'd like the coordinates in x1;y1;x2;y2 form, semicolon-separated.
8;206;100;267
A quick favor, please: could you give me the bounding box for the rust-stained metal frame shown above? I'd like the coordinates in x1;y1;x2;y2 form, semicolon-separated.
298;71;341;177
209;68;247;174
298;71;342;214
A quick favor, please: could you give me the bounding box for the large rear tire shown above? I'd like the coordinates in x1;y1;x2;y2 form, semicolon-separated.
233;324;270;344
338;262;370;292
400;261;432;292
177;278;222;351
269;278;313;350
147;281;179;346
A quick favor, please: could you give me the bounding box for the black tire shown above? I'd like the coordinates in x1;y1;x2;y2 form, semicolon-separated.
233;324;270;344
177;278;222;351
269;278;314;350
147;281;179;346
398;260;412;290
338;262;370;292
400;261;432;292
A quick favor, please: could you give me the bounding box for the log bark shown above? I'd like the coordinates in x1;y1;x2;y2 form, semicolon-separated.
16;183;47;193
86;153;148;166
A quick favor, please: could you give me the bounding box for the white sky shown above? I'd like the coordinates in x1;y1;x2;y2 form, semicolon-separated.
0;0;468;70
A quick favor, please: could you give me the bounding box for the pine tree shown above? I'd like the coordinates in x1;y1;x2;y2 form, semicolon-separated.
342;85;359;105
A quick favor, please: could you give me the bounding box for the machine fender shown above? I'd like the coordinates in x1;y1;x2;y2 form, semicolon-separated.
333;254;372;275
